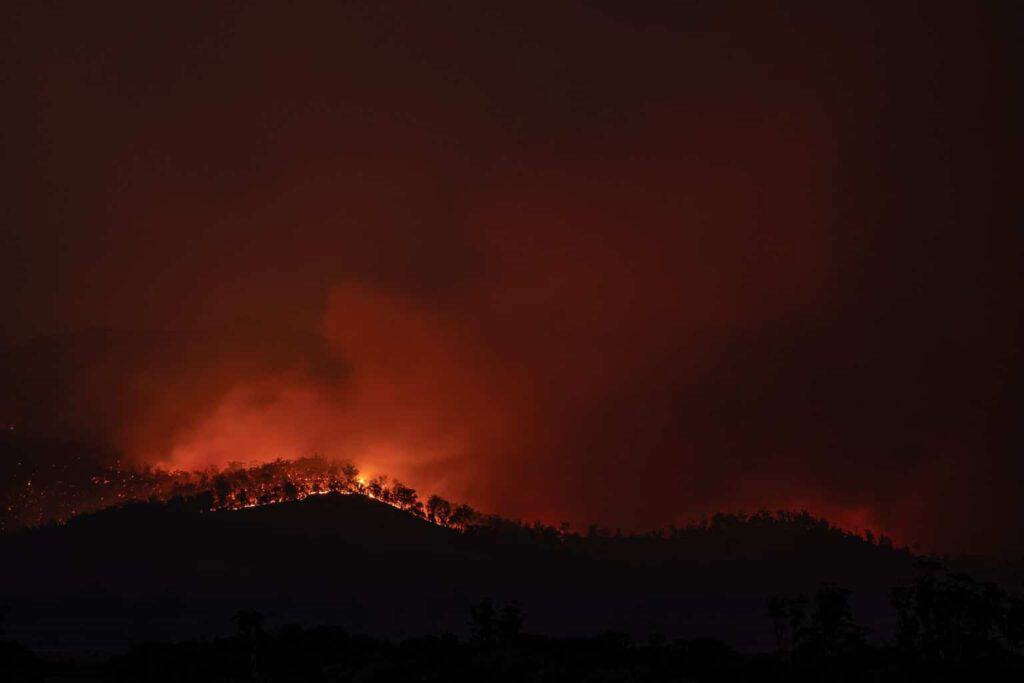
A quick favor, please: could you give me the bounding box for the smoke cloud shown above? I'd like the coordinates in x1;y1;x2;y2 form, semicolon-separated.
2;1;1020;554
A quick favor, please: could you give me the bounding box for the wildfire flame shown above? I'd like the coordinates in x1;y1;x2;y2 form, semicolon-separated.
2;456;476;533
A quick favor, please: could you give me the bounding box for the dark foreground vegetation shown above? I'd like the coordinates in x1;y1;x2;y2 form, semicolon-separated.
3;565;1024;682
3;435;1024;679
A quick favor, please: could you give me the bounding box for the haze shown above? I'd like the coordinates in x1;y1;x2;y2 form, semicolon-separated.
2;2;1021;555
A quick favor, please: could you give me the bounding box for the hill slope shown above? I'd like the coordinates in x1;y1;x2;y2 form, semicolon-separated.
0;494;927;651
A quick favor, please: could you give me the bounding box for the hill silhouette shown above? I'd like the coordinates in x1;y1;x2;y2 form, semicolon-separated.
0;492;939;653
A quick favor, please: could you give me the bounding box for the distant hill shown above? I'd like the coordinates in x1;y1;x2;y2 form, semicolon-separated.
0;493;942;653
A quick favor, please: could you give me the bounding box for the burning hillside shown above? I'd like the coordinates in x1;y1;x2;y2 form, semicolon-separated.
2;430;902;553
1;430;475;534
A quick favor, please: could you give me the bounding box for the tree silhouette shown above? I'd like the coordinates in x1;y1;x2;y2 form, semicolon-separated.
470;598;497;643
390;480;421;515
233;610;265;641
367;475;388;501
341;463;360;492
768;595;788;653
449;503;478;531
212;474;232;507
892;560;1023;662
470;599;524;645
426;494;452;526
805;583;865;658
498;600;523;640
768;584;864;659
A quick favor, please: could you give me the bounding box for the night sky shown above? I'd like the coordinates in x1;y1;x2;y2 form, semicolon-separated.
2;2;1021;555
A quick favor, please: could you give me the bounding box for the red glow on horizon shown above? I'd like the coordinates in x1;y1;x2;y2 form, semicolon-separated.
3;452;907;553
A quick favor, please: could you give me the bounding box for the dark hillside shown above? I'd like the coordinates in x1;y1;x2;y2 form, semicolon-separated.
0;494;931;652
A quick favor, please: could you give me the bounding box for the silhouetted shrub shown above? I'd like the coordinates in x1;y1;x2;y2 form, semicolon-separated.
892;560;1023;662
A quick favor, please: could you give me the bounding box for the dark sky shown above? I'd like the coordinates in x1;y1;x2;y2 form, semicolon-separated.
2;1;1021;554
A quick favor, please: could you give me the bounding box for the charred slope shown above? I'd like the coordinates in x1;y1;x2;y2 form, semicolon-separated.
1;494;924;651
